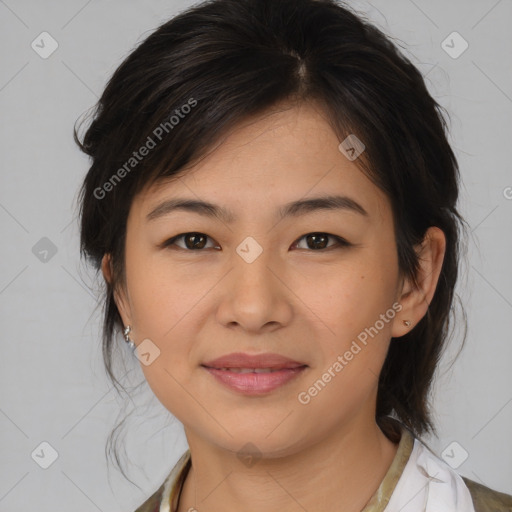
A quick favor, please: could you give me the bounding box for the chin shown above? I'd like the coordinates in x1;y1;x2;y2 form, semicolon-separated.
192;419;308;459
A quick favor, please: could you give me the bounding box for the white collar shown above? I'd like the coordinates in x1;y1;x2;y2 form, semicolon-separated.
383;437;475;511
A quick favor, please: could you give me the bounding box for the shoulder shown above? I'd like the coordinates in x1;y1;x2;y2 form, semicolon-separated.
462;476;512;512
133;483;165;512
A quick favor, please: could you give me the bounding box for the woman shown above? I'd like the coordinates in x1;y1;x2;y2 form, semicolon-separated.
74;0;512;510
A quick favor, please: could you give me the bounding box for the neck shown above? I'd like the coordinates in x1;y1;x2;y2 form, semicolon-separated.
177;418;399;512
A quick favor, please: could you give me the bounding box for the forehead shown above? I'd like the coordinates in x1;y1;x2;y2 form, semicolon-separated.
131;102;391;227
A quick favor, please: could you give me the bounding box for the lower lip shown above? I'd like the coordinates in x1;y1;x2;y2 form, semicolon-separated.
203;366;307;395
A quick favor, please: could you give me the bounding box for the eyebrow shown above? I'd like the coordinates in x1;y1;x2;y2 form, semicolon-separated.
146;194;369;224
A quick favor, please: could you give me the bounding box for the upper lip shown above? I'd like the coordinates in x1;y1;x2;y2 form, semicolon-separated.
202;352;307;370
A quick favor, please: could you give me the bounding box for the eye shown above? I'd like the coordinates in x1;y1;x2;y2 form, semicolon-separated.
291;233;351;251
162;232;219;250
161;232;351;251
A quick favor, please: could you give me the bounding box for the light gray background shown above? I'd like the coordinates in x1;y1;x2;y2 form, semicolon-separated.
1;0;511;510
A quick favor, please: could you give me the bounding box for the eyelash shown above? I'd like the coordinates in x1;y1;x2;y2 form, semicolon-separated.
161;232;352;252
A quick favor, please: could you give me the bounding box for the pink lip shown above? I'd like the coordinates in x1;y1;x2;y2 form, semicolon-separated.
203;352;306;370
203;367;307;394
202;352;308;395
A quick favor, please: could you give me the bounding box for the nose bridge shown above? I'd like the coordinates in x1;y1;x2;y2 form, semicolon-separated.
216;237;291;332
232;236;276;295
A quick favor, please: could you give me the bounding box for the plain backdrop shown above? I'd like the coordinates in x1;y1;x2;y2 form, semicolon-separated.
1;0;511;510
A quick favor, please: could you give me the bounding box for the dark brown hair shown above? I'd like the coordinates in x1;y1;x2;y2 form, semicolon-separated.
75;0;468;481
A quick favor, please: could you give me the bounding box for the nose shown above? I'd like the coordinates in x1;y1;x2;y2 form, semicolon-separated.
215;248;293;334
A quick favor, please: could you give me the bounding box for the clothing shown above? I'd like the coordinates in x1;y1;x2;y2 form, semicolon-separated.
133;423;512;512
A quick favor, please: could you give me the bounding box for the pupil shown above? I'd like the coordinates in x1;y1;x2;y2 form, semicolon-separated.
308;233;327;249
187;233;206;249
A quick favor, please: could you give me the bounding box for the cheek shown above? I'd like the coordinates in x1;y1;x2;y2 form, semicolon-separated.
310;261;399;372
315;262;398;329
125;248;196;336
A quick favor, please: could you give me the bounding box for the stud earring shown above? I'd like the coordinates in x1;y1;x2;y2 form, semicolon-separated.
403;320;411;327
123;325;136;351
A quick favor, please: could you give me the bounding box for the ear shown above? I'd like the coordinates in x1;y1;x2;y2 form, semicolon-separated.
101;253;132;326
392;226;446;338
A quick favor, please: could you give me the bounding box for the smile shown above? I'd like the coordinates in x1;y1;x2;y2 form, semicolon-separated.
202;365;308;395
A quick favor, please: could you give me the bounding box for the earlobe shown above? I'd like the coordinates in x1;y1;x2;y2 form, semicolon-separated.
392;227;446;338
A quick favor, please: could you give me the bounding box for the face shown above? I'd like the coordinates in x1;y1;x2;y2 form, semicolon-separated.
113;101;409;457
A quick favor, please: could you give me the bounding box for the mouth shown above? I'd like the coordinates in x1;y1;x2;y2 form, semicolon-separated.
201;353;308;395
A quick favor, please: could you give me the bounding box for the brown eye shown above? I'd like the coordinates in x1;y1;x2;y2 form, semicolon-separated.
292;233;351;251
163;232;217;250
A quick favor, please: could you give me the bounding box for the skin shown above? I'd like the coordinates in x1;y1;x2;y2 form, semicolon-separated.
102;100;446;512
